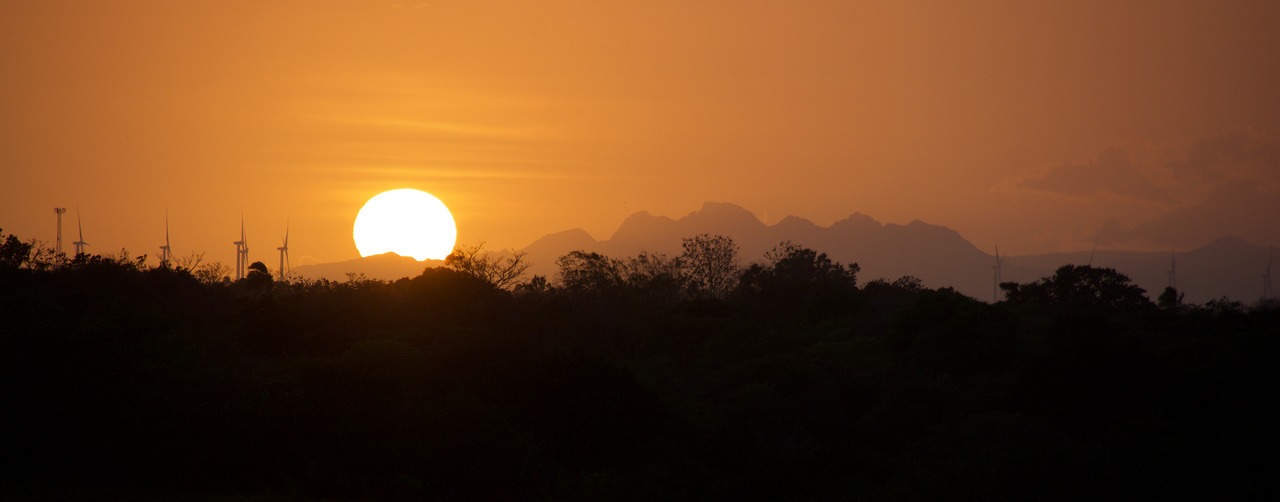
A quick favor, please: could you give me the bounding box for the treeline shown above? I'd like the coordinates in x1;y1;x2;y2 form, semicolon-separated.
1;228;1277;500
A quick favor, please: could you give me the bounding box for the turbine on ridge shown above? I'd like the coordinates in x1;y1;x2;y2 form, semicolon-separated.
276;221;290;282
233;215;248;281
72;208;88;257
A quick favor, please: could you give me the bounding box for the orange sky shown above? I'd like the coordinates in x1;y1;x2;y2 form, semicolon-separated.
3;0;1278;267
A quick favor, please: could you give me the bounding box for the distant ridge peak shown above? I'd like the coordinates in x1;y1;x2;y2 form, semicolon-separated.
832;212;882;230
546;228;596;239
365;251;424;262
694;201;751;213
619;210;672;224
683;201;766;228
610;211;675;242
775;215;818;228
526;227;599;250
609;202;766;244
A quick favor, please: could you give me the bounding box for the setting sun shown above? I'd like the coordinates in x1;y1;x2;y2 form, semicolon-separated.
352;188;457;261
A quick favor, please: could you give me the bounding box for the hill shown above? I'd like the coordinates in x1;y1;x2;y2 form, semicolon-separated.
291;252;445;282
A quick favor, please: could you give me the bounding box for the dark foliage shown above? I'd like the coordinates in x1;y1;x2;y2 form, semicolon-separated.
1;228;1276;500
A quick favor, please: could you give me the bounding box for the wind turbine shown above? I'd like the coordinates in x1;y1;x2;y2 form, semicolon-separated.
72;208;88;257
233;216;247;280
992;244;1003;302
1166;250;1177;290
241;220;250;279
159;211;172;266
276;221;290;282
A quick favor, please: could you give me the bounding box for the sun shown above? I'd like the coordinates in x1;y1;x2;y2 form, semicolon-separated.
353;188;458;261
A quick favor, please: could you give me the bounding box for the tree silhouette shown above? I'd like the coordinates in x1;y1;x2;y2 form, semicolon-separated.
556;250;624;294
0;228;32;269
245;260;273;292
193;260;230;285
680;234;739;299
1157;286;1184;309
763;240;859;287
622;251;684;299
737;241;860;324
887;287;1017;377
1000;264;1151;311
445;242;532;290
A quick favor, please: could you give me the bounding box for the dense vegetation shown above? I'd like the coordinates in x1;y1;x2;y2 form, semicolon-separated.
2;228;1276;500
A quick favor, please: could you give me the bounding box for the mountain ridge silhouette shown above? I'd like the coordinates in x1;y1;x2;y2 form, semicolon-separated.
523;202;1275;304
294;202;1273;303
291;252;444;282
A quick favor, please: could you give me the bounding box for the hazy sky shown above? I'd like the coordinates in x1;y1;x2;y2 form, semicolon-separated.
3;0;1278;266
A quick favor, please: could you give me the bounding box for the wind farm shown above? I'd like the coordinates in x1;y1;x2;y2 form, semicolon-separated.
16;197;1279;308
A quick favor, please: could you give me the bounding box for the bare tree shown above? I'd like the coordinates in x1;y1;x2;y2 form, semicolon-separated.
173;251;205;273
680;234;740;299
623;251;684;293
446;242;532;290
193;261;230;285
555;250;624;293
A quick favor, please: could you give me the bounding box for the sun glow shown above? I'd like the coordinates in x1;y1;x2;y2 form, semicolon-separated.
353;189;457;261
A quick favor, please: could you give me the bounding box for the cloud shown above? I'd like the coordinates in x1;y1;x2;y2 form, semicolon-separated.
1165;130;1280;186
1085;131;1280;249
1019;147;1175;204
1097;181;1280;249
315;116;548;139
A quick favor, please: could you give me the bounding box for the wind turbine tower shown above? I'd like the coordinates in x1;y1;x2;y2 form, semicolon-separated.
992;244;1003;302
72;209;88;256
54;207;67;258
233;217;247;280
159;212;172;266
277;221;290;282
1167;250;1177;290
240;221;250;279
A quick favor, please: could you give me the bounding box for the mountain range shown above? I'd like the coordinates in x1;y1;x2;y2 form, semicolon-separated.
298;202;1276;304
